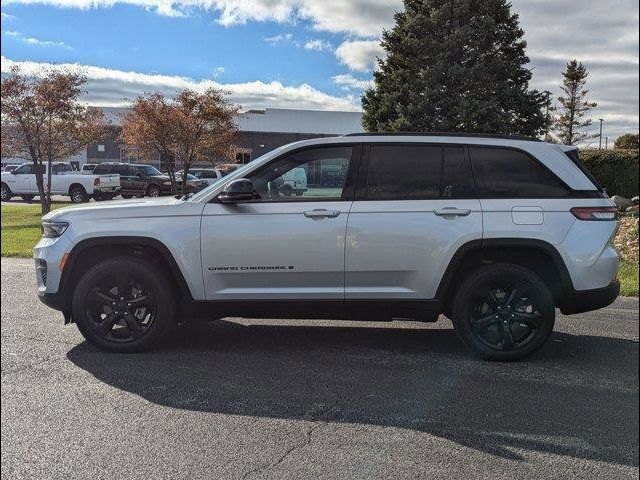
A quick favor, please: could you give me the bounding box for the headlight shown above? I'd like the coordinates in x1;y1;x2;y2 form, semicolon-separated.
163;181;172;186
42;221;69;238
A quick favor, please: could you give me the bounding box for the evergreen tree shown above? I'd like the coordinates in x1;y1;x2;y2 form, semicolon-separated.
613;133;639;150
362;0;547;137
552;60;597;145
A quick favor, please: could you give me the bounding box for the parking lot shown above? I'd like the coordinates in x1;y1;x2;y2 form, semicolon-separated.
1;257;638;479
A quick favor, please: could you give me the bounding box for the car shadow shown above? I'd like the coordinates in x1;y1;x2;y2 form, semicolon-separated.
66;320;639;466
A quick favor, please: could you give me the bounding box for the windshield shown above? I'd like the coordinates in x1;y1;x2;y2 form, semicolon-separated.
186;146;289;202
138;165;162;176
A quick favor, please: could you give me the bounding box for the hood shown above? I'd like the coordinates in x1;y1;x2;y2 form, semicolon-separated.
43;196;204;222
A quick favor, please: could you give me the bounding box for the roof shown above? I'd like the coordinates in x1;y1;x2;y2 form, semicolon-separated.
100;107;364;135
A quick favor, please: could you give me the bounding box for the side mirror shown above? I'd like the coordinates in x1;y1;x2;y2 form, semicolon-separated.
218;178;254;204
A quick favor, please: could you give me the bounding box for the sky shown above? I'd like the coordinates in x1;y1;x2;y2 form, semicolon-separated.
1;0;638;141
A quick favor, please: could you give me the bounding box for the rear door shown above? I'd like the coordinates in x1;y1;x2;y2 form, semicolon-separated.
345;143;482;300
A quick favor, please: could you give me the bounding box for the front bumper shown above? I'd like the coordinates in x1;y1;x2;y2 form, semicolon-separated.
559;280;620;315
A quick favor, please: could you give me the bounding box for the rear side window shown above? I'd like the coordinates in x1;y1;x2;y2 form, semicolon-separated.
366;145;442;200
469;147;569;197
442;147;475;198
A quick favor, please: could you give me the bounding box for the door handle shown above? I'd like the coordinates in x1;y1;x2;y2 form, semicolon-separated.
303;209;341;218
434;207;472;217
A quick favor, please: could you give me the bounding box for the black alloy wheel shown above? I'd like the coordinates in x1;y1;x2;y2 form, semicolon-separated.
452;264;555;360
84;272;157;343
72;257;175;351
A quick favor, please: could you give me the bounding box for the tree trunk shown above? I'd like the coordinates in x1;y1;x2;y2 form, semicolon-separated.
45;156;53;213
34;162;49;215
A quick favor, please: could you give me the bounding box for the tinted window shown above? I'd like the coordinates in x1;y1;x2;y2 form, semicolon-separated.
52;163;72;174
248;146;352;201
93;164;113;175
138;165;162;176
442;147;475;198
470;147;569;197
366;145;442;200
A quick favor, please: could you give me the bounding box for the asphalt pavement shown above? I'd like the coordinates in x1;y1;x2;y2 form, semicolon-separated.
1;257;638;479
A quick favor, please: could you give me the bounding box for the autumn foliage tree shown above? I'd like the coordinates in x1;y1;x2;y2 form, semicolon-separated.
1;66;106;214
121;89;239;194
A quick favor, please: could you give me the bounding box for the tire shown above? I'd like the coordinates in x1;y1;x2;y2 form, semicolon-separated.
146;185;160;197
72;257;176;352
451;263;555;361
69;185;88;203
121;194;133;199
94;193;114;201
20;194;35;202
281;184;294;197
1;183;12;201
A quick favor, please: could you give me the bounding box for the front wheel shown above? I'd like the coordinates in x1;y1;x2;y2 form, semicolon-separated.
451;264;555;361
146;185;160;197
1;183;12;201
72;257;176;352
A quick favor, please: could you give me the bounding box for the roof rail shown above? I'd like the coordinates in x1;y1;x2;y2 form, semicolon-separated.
342;132;541;142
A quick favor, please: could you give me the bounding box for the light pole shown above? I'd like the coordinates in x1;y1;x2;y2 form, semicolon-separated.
598;119;604;149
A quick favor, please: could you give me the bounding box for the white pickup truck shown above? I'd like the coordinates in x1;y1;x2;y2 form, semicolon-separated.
1;162;120;203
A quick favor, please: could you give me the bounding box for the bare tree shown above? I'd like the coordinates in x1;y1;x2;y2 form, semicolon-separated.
1;66;106;214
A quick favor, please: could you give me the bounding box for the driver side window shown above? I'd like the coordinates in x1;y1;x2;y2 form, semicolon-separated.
14;164;34;175
247;146;352;202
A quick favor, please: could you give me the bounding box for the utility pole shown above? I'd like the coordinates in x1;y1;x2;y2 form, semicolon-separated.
598;118;604;149
605;136;608;150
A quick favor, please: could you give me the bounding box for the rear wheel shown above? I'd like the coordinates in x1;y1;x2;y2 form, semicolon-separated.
1;183;12;201
451;264;555;361
94;193;114;201
69;185;88;203
72;257;176;352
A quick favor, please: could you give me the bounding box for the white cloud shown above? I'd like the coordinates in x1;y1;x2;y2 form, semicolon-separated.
212;66;225;78
303;39;332;52
0;55;360;111
2;30;72;48
1;12;16;20
263;32;293;46
334;40;384;72
332;73;371;90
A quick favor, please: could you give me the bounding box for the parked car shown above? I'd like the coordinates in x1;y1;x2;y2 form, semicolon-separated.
35;134;619;359
92;163;169;198
169;173;208;194
2;164;22;173
81;164;98;174
280;166;308;196
1;162;120;203
188;168;223;186
217;163;242;176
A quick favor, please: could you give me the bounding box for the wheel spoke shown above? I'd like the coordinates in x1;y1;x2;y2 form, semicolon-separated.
487;290;503;309
498;322;516;350
117;274;132;299
472;314;499;332
514;312;543;329
99;311;119;336
124;313;143;338
128;294;151;307
89;289;117;306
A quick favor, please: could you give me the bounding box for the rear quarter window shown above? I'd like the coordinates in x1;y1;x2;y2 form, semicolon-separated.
93;164;112;174
469;147;569;197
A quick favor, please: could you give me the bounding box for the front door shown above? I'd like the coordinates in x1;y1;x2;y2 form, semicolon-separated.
8;164;36;193
201;145;357;301
345;143;483;300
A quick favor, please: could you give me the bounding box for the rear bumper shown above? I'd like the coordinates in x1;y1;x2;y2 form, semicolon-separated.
560;280;620;315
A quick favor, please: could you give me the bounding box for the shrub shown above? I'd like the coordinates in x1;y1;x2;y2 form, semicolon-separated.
579;149;639;198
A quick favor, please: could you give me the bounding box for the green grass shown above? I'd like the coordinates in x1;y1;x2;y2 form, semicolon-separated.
1;204;65;257
1;203;638;297
619;260;639;297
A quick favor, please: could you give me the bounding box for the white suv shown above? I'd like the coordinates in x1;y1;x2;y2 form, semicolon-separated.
34;134;620;360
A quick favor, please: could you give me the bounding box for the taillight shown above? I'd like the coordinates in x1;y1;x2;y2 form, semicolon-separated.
570;206;617;221
94;177;100;186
